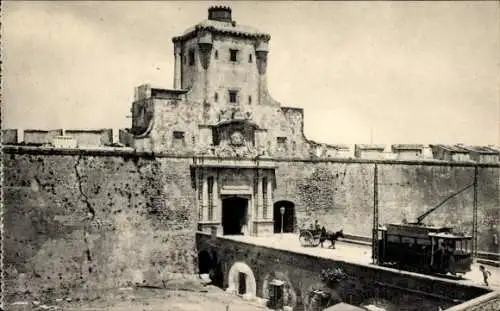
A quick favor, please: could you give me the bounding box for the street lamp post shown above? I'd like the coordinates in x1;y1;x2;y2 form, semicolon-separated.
280;206;286;237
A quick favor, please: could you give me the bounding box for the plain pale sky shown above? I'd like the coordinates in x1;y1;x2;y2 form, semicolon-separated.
3;1;499;145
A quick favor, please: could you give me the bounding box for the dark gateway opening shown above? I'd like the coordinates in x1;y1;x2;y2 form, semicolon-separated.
222;196;248;235
197;251;223;288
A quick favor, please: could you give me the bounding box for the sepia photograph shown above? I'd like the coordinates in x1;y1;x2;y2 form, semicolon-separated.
2;1;499;311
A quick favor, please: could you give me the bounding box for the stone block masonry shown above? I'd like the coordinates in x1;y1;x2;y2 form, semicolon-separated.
196;233;492;311
3;146;499;301
3;147;197;300
274;159;499;253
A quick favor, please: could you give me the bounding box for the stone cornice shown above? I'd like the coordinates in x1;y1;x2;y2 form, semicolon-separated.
172;23;271;43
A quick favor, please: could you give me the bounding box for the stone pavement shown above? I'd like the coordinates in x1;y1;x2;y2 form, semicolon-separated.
226;233;500;291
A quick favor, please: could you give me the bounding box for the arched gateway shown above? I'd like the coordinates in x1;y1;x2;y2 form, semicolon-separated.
273;200;296;233
191;108;278;237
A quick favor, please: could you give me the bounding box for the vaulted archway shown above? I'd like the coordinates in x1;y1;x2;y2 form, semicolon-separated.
273;201;296;233
198;251;212;275
197;250;224;288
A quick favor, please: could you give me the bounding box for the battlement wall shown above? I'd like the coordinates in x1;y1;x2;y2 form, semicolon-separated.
4;129;499;164
3;147;499;300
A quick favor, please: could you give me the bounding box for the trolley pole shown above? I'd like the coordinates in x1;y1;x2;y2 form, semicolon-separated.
372;164;379;264
473;165;478;256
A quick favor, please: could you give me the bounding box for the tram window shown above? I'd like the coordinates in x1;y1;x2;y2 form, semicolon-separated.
402;237;415;244
462;240;471;252
458;240;468;251
437;239;444;249
387;235;400;242
417;238;431;245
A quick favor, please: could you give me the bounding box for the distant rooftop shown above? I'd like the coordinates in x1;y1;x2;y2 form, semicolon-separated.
430;144;469;153
460;145;499;155
355;144;386;151
392;144;425;151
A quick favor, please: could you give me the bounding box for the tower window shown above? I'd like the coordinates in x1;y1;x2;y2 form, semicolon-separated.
249;54;253;63
277;137;287;151
229;90;238;104
214;50;218;59
230;49;239;62
173;131;185;139
248;96;252;105
214;92;219;102
188;49;195;66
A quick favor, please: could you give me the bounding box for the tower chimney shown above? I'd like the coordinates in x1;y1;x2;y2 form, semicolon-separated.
208;6;232;23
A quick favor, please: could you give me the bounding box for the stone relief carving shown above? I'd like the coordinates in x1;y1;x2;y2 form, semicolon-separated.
194;106;270;158
195;139;268;158
218;107;253;123
230;131;245;146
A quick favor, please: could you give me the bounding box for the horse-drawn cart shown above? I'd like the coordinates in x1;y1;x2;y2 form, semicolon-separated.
299;228;322;247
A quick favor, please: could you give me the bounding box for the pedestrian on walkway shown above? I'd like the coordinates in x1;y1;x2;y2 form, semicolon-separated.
479;265;492;286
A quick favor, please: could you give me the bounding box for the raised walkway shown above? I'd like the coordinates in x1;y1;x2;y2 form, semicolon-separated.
223;233;500;291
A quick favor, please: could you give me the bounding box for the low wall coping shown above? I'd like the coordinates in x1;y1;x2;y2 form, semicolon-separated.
3;145;499;167
444;291;499;311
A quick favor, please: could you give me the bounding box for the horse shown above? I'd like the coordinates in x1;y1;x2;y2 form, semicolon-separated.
319;228;344;249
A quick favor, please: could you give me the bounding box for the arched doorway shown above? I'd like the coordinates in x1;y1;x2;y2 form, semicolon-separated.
198;251;212;275
197;250;224;288
222;196;249;235
262;271;298;310
227;262;257;300
273;201;295;233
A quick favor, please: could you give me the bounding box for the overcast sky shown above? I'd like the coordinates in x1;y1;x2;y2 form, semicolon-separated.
3;1;499;145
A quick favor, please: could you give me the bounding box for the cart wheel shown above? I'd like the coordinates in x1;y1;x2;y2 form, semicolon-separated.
312;236;321;247
299;231;314;247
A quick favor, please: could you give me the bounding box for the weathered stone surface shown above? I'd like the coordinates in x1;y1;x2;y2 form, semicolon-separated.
4;151;196;300
3;150;499;300
275;160;499;252
197;233;492;311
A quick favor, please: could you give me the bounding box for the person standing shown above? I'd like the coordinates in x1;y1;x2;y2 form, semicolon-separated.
479;265;492;286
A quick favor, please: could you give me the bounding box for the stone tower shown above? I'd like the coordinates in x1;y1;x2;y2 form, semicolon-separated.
172;5;271;111
127;6;310;161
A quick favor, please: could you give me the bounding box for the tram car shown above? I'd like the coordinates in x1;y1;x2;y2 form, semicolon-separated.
376;223;474;276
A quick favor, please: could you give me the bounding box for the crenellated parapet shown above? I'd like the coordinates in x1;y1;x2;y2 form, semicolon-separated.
2;128;120;148
4;126;499;163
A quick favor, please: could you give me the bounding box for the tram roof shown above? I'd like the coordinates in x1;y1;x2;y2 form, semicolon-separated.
428;232;473;239
380;223;454;232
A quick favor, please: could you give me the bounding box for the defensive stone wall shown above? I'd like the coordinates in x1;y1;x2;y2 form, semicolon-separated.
3;146;499;301
196;232;492;311
274;159;500;253
3;147;197;301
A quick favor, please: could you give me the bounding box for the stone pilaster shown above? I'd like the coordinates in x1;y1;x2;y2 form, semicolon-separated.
257;171;263;219
266;176;273;219
213;175;219;221
202;175;209;221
